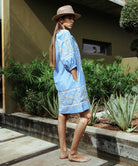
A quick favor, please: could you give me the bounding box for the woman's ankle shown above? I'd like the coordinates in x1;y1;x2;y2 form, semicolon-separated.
60;149;69;159
69;150;78;155
60;147;68;152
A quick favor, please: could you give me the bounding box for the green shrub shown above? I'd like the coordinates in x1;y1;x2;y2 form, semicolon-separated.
3;53;56;116
120;0;138;34
104;93;138;132
82;58;137;102
24;89;47;116
4;60;27;108
2;54;138;117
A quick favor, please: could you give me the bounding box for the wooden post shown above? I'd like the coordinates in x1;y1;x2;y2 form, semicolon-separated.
1;0;10;113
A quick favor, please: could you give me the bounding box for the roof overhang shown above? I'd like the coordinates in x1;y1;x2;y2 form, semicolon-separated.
108;0;125;6
69;0;126;17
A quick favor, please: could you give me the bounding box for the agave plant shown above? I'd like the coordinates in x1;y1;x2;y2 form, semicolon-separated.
88;98;98;126
132;85;138;94
104;94;138;132
42;93;59;119
132;85;138;113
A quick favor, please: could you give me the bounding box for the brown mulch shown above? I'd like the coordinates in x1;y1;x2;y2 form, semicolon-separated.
93;118;120;131
67;115;138;133
94;118;138;133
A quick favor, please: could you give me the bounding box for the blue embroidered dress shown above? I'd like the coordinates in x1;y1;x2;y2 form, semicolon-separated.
54;29;90;114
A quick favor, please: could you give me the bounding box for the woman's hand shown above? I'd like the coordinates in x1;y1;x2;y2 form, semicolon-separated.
71;68;77;82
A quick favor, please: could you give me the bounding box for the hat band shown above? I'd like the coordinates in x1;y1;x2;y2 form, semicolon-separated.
57;8;75;15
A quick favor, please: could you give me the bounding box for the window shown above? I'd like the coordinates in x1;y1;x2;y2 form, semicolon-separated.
83;39;112;56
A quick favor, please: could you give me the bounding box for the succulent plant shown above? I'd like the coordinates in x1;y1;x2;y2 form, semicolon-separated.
42;93;59;119
88;98;98;126
104;94;138;132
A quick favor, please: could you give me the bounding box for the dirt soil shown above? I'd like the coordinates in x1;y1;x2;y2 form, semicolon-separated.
93;118;138;133
67;115;138;134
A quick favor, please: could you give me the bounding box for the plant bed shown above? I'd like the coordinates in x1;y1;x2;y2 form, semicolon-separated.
67;99;138;134
67;115;138;133
93;118;138;133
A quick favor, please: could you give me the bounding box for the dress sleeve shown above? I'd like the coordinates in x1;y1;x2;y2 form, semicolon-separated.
59;31;77;72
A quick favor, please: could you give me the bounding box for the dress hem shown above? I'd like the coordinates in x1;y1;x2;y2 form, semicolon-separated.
59;101;90;114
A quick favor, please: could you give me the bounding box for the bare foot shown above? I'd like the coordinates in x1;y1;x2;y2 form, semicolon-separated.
68;152;91;162
60;149;69;159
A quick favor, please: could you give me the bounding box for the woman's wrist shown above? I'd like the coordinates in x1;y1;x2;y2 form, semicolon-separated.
71;68;77;82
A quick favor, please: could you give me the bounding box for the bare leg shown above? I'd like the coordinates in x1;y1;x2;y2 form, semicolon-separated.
58;113;68;159
68;110;91;162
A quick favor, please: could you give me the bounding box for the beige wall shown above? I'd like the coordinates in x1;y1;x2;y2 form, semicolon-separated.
72;7;136;63
121;57;138;74
10;0;52;63
2;0;137;113
10;0;137;63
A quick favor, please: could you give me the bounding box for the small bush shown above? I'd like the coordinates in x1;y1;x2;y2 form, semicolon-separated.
3;53;57;116
82;58;137;102
24;89;47;116
120;0;138;34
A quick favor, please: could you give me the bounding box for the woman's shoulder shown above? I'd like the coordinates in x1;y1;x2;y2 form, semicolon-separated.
56;29;72;40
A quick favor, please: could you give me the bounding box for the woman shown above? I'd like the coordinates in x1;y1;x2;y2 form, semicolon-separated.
50;5;91;162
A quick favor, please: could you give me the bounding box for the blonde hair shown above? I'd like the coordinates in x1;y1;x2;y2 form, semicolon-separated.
49;21;63;67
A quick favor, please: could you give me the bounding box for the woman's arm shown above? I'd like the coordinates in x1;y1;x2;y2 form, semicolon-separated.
71;68;77;82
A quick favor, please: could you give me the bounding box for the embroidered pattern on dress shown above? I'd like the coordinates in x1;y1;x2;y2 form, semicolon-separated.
58;84;85;93
58;85;89;108
61;54;74;61
59;35;83;72
73;39;83;71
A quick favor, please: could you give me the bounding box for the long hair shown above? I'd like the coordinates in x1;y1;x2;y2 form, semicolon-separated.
49;21;63;67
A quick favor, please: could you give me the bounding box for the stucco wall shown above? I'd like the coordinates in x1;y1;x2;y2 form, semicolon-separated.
2;0;137;113
10;0;52;63
121;57;138;74
10;0;137;63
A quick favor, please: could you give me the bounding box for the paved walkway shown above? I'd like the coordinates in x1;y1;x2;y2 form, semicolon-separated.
0;127;124;166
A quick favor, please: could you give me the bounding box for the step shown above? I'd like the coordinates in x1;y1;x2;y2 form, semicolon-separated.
12;149;108;166
0;128;25;142
12;149;124;166
0;133;58;165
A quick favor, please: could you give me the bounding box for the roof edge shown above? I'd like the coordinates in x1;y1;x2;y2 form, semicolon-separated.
108;0;126;6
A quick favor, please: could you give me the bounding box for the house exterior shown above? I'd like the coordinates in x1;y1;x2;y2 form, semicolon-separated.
1;0;137;113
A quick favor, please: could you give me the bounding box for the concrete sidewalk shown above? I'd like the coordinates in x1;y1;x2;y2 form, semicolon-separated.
0;127;125;166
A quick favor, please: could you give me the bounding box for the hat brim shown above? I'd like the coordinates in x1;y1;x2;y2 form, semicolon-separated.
52;13;81;22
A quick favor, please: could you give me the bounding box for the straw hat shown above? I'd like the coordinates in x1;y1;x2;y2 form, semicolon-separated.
52;5;81;22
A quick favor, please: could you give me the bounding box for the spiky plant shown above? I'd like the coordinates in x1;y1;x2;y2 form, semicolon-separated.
88;98;98;126
104;94;137;132
42;93;59;119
